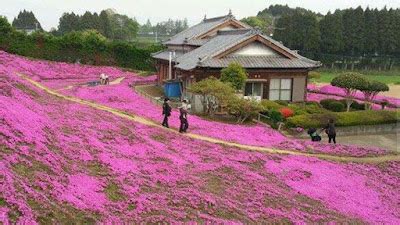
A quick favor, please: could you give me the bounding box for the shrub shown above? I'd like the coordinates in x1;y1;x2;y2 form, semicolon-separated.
268;110;284;124
320;99;337;109
220;62;248;90
280;107;294;118
308;71;321;80
287;104;308;116
286;110;398;129
227;97;264;123
189;77;235;115
261;100;283;111
331;73;369;111
275;100;289;106
328;101;345;112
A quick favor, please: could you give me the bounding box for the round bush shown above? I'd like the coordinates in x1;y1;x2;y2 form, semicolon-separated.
275;100;289;106
328;101;345;112
320;99;337;109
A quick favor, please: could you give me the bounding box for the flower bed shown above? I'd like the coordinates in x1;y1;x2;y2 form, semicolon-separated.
308;84;400;108
1;70;399;224
0;51;392;159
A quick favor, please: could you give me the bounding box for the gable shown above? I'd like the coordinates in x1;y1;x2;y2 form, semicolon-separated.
230;41;281;57
197;20;248;39
214;35;296;59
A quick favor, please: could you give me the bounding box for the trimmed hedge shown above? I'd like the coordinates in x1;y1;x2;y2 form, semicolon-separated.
286;110;399;129
0;22;163;71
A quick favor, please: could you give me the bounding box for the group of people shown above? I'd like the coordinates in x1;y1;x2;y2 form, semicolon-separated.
308;119;337;144
162;98;190;133
99;73;110;85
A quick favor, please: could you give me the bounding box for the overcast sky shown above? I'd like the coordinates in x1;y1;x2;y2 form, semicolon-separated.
1;0;399;30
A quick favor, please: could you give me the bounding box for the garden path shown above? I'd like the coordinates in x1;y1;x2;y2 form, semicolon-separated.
19;73;400;164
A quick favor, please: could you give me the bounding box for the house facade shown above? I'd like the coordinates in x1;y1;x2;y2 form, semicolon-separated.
152;13;321;102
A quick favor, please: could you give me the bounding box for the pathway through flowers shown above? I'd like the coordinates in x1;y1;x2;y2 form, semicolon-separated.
18;73;400;164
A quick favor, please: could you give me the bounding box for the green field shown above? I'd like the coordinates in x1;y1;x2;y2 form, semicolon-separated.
313;70;400;84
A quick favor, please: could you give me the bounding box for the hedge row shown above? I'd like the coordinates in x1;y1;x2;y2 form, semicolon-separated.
286;110;399;129
0;18;163;71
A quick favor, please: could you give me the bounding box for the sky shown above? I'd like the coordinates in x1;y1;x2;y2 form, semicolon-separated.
1;0;399;30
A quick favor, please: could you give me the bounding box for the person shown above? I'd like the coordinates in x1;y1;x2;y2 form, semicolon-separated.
179;107;189;133
307;128;321;142
323;119;337;144
105;74;110;85
162;98;172;128
100;73;106;85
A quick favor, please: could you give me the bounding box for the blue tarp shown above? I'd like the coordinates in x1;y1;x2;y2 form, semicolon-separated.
164;81;182;98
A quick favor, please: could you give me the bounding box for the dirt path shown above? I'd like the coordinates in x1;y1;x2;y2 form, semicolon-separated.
19;73;400;164
109;77;125;85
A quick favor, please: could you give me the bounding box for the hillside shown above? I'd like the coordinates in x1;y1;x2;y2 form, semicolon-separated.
0;52;400;223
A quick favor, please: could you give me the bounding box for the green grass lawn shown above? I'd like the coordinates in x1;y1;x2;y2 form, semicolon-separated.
314;70;400;84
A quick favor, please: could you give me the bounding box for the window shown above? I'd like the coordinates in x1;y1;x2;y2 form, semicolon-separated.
269;79;292;101
245;82;262;97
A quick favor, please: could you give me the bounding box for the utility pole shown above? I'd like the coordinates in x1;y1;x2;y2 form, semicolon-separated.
168;51;172;80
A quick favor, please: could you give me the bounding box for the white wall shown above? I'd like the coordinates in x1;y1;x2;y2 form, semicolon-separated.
232;42;279;56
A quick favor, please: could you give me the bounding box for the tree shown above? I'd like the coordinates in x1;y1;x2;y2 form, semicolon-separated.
0;16;13;49
342;7;365;55
58;12;80;34
274;11;320;55
320;11;343;54
12;10;42;31
220;62;248;90
227;97;264;123
331;73;369;112
241;16;269;32
359;80;389;110
364;8;379;55
189;77;235;115
99;10;113;38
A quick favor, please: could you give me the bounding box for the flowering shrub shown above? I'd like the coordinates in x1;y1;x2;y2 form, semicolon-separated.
0;52;399;223
279;107;294;118
308;84;400;108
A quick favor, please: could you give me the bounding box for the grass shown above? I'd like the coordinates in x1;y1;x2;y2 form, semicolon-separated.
313;70;400;84
104;182;125;202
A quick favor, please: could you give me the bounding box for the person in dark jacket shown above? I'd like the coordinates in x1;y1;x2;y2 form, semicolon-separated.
179;107;189;133
162;98;172;128
323;119;337;144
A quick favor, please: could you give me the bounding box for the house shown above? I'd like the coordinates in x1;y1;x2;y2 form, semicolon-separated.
152;12;321;102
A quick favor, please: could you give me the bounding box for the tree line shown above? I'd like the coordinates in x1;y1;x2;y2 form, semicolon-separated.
243;5;400;70
10;9;189;41
139;18;189;36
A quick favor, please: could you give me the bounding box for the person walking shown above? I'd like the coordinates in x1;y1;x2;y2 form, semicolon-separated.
323;119;336;144
179;107;188;133
162;98;172;128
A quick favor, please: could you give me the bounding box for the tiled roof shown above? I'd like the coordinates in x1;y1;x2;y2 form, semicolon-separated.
202;56;320;69
152;50;184;61
164;14;250;46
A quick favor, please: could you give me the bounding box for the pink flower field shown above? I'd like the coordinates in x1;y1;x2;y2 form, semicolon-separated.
1;51;400;223
308;84;400;108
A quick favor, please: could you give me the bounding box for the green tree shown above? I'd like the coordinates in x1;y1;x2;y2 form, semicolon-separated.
241;16;269;33
364;8;379;55
220;62;248;90
12;10;42;31
58;12;80;34
320;11;343;54
331;72;369;111
99;10;113;38
359;80;389;110
274;11;320;55
189;77;235;115
342;7;365;55
227;97;264;123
